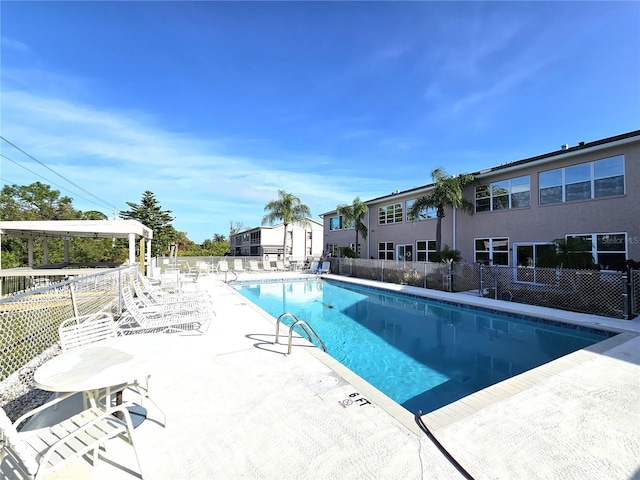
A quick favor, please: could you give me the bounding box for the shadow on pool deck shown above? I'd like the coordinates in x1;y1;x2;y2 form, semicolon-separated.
5;274;640;480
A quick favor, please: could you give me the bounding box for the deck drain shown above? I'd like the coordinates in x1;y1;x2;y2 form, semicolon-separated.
303;374;342;394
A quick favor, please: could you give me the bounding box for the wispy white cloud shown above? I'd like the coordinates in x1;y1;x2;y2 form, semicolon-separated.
1;89;394;241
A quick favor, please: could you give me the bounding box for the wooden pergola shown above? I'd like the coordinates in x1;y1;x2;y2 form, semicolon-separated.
0;220;153;274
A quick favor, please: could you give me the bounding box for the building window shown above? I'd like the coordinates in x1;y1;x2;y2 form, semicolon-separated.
416;240;437;262
378;242;394;260
327;244;339;257
250;231;261;244
475;175;530;212
566;233;627;271
329;216;342;231
539;155;624;205
349;243;361;257
378;203;403;225
406;200;436;221
475;238;509;265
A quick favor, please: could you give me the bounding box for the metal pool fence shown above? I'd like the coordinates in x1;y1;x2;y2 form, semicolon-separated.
329;258;638;320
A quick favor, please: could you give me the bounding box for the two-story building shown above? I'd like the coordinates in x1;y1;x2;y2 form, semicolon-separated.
230;219;324;262
322;130;640;270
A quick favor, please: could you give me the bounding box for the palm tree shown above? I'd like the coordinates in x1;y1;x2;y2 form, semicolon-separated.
262;190;311;259
407;168;475;254
336;197;368;258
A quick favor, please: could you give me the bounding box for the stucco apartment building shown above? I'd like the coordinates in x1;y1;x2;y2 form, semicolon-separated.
322;130;640;271
230;219;324;262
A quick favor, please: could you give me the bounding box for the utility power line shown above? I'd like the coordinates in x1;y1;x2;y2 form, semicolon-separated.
0;136;116;211
1;153;114;211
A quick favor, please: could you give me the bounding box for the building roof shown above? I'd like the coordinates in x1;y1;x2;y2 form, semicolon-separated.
320;129;640;216
0;219;153;240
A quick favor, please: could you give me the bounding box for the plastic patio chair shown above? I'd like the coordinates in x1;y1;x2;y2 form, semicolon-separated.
249;261;261;272
119;286;211;335
0;396;143;479
58;313;161;419
317;262;331;274
232;259;245;272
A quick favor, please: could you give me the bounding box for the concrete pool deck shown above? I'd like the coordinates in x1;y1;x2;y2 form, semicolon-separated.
7;273;640;479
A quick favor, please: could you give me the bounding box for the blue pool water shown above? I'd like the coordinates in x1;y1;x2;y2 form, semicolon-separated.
234;279;614;414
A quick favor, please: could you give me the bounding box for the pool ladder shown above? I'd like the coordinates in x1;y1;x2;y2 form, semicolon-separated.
275;313;327;355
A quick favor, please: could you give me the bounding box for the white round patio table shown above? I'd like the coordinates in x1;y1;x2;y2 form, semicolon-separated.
34;334;171;395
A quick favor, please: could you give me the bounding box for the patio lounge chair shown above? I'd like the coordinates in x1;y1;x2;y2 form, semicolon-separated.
249;260;261;272
275;261;287;271
217;260;229;274
119;286;211;335
232;259;245;272
304;261;319;273
0;396;143;479
317;262;331;274
262;261;275;271
132;279;214;314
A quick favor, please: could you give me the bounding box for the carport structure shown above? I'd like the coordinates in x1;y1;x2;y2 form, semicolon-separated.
0;220;153;273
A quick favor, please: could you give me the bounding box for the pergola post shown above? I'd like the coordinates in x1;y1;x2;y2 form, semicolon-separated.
128;233;136;265
139;237;145;275
146;238;152;276
28;237;34;268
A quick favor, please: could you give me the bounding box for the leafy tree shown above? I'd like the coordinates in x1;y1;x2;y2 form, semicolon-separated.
202;236;229;256
0;182;78;221
0;182;126;267
119;191;175;257
407;168;475;253
262;190;311;258
82;210;108;220
336;197;368;258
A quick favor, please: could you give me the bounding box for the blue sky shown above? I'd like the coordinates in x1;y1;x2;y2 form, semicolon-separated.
1;1;639;243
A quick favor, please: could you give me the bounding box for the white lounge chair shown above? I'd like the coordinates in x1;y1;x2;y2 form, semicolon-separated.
0;397;143;479
249;260;261;272
119;287;211;335
317;261;331;274
232;259;245;272
196;261;212;275
217;260;229;274
275;261;287;271
133;277;213;312
304;261;319;273
262;261;275;271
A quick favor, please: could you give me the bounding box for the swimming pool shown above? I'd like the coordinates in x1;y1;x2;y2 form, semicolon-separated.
234;278;614;414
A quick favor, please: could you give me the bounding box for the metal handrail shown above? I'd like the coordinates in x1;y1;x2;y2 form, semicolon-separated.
224;270;238;283
275;312;327;355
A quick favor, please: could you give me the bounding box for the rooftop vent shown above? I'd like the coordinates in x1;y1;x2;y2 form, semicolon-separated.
561;144;569;150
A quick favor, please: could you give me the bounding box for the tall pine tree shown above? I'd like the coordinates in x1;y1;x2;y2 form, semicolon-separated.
120;191;175;257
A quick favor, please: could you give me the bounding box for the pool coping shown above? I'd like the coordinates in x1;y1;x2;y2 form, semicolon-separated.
232;273;640;435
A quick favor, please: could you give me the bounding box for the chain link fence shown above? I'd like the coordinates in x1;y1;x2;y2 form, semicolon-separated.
330;258;455;290
328;258;636;319
0;266;136;419
478;265;627;318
